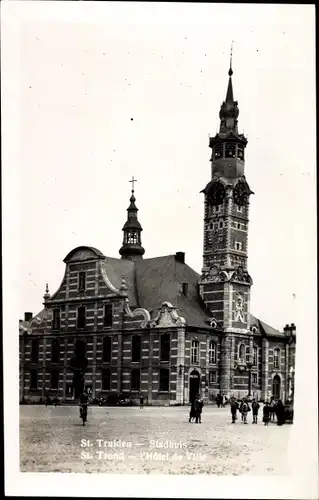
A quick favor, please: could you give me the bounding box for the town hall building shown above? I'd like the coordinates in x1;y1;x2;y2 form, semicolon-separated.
19;59;296;405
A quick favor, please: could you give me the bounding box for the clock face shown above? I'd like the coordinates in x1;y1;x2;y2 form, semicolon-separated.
233;182;248;206
208;182;226;206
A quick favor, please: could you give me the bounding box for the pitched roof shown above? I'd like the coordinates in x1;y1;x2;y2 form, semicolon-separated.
101;257;138;306
135;255;209;327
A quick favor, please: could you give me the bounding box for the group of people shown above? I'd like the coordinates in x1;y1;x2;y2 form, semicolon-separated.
189;394;204;423
215;393;227;408
230;396;286;425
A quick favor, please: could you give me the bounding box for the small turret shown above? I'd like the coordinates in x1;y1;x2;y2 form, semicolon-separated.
119;177;145;261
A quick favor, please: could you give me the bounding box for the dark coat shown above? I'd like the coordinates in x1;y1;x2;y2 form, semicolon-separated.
263;405;270;422
252;402;260;415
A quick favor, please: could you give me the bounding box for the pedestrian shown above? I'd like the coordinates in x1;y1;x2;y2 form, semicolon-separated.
139;392;144;409
251;398;260;424
239;398;250;424
194;394;204;423
270;397;276;421
221;394;226;408
230;397;239;423
216;394;221;408
263;401;271;425
189;398;196;422
275;399;286;426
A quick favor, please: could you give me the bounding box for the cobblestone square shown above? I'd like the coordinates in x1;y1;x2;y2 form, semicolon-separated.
20;405;291;475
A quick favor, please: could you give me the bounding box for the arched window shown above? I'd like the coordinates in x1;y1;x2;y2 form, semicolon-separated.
238;343;245;361
209;341;216;364
273;348;280;369
191;340;199;364
253;346;258;366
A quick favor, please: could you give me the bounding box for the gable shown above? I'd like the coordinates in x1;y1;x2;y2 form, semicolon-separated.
63;246;105;263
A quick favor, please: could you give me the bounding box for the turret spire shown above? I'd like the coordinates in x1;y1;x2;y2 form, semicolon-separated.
119;178;145;261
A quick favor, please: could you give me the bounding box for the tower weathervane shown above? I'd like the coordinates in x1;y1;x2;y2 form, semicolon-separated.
229;41;234;76
129;176;137;192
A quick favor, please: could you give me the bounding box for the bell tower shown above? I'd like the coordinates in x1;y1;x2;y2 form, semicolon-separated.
198;51;254;395
119;177;145;261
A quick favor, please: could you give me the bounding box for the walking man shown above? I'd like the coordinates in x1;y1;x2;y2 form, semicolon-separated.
251;398;260;424
239;398;250;424
194;394;204;423
230;397;239;423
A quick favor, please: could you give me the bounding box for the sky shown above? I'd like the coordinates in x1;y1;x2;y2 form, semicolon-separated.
3;2;316;330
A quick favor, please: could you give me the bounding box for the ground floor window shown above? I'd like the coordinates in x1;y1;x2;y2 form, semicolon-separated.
131;369;140;391
50;370;59;390
159;369;169;392
252;372;258;384
30;370;38;390
102;368;111;391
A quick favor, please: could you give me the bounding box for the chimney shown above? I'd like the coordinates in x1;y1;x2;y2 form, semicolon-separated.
175;252;185;264
24;312;33;322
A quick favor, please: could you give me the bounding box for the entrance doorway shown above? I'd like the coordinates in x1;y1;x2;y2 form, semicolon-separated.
189;370;200;403
272;374;281;400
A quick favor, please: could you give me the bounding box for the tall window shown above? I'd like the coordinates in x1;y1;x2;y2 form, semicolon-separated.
30;370;38;390
252;373;258;384
50;369;59;389
274;348;280;369
102;368;111;390
51;338;60;363
52;309;60;330
131;369;140;391
235;241;243;251
31;339;39;363
159;368;169;392
245;345;251;363
209;371;217;383
209;341;216;364
77;306;86;329
102;336;112;363
75;339;86;359
238;343;245;361
78;271;86;291
253;346;258;366
191;340;199;364
160;334;170;362
104;304;113;328
132;335;141;362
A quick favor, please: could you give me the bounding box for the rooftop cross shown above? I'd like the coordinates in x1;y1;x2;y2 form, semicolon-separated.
229;41;234;76
129;176;137;191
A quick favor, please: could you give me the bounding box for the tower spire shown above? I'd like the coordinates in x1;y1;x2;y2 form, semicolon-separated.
119;178;145;261
225;41;234;103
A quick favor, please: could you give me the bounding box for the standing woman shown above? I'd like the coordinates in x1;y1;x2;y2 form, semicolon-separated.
275;399;286;425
